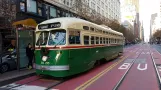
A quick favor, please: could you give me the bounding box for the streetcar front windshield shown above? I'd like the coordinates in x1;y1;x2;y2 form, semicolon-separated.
36;31;49;46
48;30;66;45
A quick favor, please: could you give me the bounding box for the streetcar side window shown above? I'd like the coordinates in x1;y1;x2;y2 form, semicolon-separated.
84;35;89;45
112;39;114;43
103;38;106;44
96;37;99;44
100;37;103;44
90;27;95;31
91;36;95;44
83;26;89;30
106;38;108;44
110;38;112;44
69;31;80;44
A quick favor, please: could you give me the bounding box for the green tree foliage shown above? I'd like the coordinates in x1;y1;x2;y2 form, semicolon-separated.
153;29;161;43
107;20;136;42
153;29;161;38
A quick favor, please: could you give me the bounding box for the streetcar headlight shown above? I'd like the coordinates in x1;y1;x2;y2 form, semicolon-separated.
42;56;48;62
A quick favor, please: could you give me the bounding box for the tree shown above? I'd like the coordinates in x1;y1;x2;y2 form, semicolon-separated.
153;29;161;43
70;0;136;42
0;0;16;29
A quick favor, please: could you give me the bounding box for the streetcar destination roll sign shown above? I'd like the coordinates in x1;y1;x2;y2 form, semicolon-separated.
38;22;61;30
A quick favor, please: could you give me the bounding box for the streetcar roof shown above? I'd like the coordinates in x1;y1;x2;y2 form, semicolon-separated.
37;17;123;36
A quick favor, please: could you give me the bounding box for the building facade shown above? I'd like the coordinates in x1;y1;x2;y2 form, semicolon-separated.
150;13;158;39
55;0;121;22
0;0;122;52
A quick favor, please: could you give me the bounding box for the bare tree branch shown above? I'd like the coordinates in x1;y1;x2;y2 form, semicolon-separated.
0;0;16;29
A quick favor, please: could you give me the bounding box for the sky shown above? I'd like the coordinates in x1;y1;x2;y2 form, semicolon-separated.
139;0;159;42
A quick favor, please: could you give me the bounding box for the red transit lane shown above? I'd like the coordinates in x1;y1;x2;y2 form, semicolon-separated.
118;48;159;90
151;48;161;84
53;46;139;90
83;52;140;90
2;45;159;90
12;78;60;90
1;76;41;89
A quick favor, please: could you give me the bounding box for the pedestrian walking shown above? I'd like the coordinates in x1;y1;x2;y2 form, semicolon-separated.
26;43;34;69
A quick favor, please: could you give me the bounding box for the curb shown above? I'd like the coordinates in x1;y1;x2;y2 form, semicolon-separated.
0;72;36;87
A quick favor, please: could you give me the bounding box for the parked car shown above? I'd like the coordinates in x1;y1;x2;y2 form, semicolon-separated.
0;52;17;73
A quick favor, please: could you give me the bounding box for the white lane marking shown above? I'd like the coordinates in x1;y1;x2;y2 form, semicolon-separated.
1;83;20;88
118;63;131;69
137;64;147;71
1;83;60;90
13;85;47;90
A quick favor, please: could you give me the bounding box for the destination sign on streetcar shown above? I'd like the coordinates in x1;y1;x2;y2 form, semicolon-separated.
38;22;61;29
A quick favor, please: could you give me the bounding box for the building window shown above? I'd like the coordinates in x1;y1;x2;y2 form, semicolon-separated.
84;36;89;45
20;2;25;12
102;10;104;16
27;0;37;13
57;9;61;17
97;6;100;14
38;2;43;16
70;0;73;6
63;0;66;4
66;12;70;17
98;0;100;5
50;7;57;18
91;2;95;9
38;8;42;16
91;36;95;44
102;2;104;8
67;1;69;5
69;31;80;44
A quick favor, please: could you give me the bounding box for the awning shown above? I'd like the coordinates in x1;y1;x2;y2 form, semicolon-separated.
12;18;37;28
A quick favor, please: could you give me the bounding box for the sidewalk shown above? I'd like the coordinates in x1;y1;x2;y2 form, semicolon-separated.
0;68;35;86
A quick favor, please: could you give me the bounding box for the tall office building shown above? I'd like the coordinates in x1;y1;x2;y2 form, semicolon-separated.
121;0;141;39
123;0;139;13
150;13;158;38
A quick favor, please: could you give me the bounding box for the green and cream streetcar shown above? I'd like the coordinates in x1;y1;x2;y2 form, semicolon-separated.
35;17;124;77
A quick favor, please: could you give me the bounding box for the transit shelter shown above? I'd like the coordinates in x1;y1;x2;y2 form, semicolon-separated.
12;18;37;70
